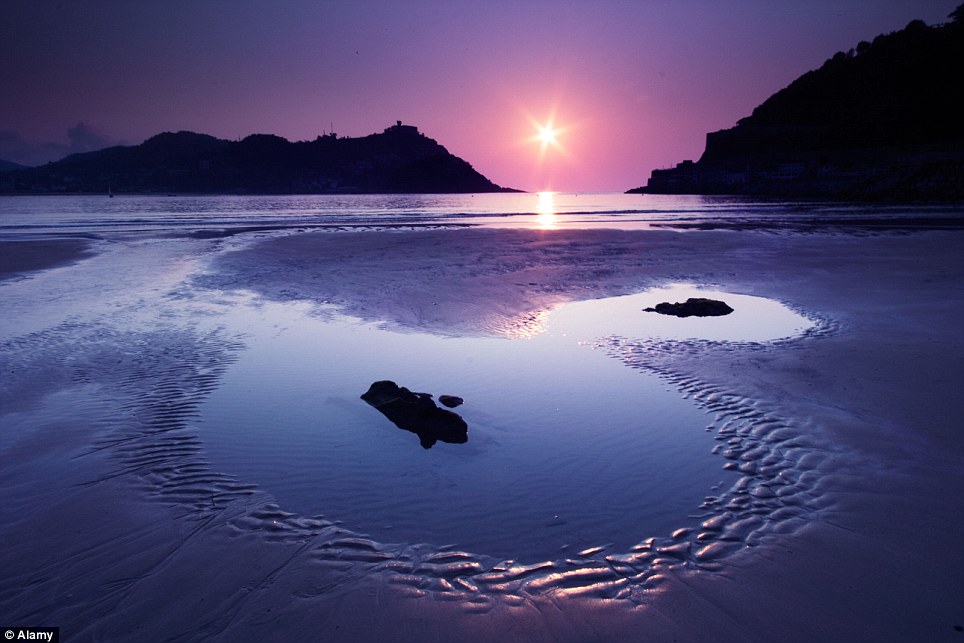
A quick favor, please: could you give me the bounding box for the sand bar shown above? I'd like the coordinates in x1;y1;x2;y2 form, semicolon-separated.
1;224;962;641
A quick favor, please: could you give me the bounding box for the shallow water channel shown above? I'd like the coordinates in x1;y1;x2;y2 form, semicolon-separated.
199;285;812;562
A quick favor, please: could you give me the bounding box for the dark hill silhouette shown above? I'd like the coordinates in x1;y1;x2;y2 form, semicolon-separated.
1;122;517;194
631;5;964;201
0;159;28;172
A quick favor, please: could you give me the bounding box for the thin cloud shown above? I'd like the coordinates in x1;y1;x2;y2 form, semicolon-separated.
0;122;122;167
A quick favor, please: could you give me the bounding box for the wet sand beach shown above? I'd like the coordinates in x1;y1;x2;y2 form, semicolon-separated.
0;238;95;280
1;224;962;641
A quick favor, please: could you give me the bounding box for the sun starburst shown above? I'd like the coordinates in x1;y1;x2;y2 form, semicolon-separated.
528;115;568;161
537;125;557;145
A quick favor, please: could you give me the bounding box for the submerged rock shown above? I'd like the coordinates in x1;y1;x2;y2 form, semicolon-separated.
361;380;468;449
644;297;734;318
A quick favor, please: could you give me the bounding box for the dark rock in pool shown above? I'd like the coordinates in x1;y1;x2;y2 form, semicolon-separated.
361;380;468;449
438;395;463;408
644;297;734;317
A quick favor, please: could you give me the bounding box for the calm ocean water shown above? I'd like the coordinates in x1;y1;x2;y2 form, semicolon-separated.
1;192;958;234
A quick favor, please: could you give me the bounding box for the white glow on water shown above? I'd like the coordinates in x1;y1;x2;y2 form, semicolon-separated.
549;283;814;343
536;191;558;229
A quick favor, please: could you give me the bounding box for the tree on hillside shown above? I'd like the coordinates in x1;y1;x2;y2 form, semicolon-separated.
950;2;963;23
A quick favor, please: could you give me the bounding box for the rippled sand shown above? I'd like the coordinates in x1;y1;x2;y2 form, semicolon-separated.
1;226;962;641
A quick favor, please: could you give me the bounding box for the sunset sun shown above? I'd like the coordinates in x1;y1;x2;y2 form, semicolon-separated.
537;124;557;145
527;114;569;163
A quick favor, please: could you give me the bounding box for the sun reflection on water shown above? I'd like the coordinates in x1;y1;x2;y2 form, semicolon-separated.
536;191;557;229
493;308;550;339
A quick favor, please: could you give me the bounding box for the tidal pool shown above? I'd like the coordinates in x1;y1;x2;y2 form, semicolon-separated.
198;285;812;561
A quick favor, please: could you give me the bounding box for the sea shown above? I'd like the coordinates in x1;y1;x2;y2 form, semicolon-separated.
1;191;960;235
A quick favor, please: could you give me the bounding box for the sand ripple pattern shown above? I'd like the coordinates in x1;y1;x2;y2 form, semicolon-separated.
0;320;256;508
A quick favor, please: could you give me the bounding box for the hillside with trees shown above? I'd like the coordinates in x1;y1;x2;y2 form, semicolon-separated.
631;4;964;201
0;122;516;195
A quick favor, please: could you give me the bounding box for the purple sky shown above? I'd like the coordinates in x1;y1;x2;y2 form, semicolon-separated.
1;0;957;191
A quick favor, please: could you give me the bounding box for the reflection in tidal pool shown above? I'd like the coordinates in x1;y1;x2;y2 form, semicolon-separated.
199;286;811;561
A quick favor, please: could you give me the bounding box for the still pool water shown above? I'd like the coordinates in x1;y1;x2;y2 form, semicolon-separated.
198;285;812;561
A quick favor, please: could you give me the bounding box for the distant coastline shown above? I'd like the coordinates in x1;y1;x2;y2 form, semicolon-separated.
0;121;520;196
630;8;964;202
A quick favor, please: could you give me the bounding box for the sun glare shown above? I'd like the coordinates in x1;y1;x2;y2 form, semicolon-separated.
526;113;570;170
525;113;569;162
519;108;576;187
538;125;557;145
